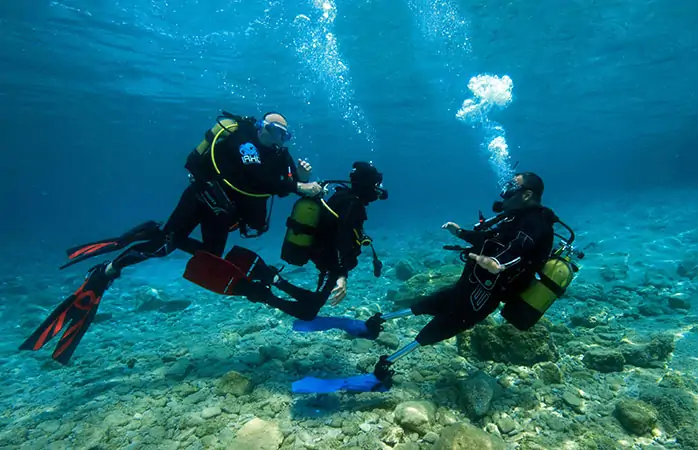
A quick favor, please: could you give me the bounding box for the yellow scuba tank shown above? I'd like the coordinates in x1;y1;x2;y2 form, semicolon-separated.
195;117;238;155
281;198;323;266
501;221;583;330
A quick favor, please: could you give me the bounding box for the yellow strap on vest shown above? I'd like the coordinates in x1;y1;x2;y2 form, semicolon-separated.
320;194;366;243
210;123;271;198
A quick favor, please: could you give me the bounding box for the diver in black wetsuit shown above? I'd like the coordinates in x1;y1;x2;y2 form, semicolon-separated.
20;110;323;365
235;162;387;320
363;172;557;385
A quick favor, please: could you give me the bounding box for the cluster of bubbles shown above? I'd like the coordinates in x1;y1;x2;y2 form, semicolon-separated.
456;74;516;186
401;0;516;184
292;0;375;149
405;0;471;56
50;0;521;170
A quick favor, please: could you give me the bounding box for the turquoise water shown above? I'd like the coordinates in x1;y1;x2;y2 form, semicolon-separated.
1;1;698;449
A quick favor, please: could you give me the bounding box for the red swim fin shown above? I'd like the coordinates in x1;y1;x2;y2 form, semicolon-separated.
60;221;162;270
62;240;121;269
19;263;112;365
183;251;249;295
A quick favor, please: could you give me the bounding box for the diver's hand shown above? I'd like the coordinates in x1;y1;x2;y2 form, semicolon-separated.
297;182;323;197
297;158;312;183
442;222;462;237
468;253;504;274
330;276;348;306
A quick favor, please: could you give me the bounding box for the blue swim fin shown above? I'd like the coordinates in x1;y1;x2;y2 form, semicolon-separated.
292;374;388;394
292;314;384;340
293;316;369;337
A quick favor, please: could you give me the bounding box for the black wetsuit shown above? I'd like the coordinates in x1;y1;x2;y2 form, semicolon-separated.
243;188;369;320
110;118;301;273
412;206;556;346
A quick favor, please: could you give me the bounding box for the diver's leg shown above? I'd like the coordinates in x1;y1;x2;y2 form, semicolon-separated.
232;279;326;321
107;185;203;276
409;285;460;316
199;210;233;257
236;272;337;321
273;272;335;305
374;281;501;386
370;312;471;388
266;276;334;321
359;284;460;339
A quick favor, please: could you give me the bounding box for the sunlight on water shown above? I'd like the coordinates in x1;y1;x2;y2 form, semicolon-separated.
292;0;375;150
456;74;515;185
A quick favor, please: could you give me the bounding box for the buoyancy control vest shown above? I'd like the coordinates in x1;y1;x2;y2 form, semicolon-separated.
447;207;585;330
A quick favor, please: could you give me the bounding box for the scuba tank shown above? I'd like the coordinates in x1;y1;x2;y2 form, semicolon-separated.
281;197;323;266
281;180;345;266
186;111;251;181
500;220;584;330
280;180;384;277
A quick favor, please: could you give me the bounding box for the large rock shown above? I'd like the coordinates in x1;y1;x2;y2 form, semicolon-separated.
620;334;675;368
166;358;193;381
582;349;625;373
614;399;658;435
432;422;506;450
216;371;254;396
392;265;462;307
394;401;436;435
394;260;417;281
226;418;283;450
458;371;498;419
135;288;191;313
469;321;559;366
640;387;698;434
534;362;563;385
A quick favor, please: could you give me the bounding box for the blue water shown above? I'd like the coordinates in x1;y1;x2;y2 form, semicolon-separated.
2;1;698;449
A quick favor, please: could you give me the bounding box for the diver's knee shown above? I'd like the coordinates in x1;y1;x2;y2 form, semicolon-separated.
296;307;321;322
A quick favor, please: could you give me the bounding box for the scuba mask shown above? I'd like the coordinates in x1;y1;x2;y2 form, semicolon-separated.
492;180;525;213
256;119;293;144
500;179;524;199
376;184;388;201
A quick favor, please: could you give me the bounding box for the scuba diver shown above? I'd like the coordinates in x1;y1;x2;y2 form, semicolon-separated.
289;172;585;393
182;161;388;321
20;110;323;365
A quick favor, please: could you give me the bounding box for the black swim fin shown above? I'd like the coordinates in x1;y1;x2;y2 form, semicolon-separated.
19;262;113;365
226;246;282;285
60;220;162;270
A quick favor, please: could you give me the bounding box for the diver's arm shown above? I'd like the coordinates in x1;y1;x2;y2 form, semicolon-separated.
456;229;489;247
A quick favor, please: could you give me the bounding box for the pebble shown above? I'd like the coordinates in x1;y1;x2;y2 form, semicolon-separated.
562;391;582;408
201;406;222;419
38;420;60;434
423;431;439;443
497;417;517;435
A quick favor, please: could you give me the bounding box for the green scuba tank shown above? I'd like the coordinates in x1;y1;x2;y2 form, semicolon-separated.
501;252;578;330
281;198;323;266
